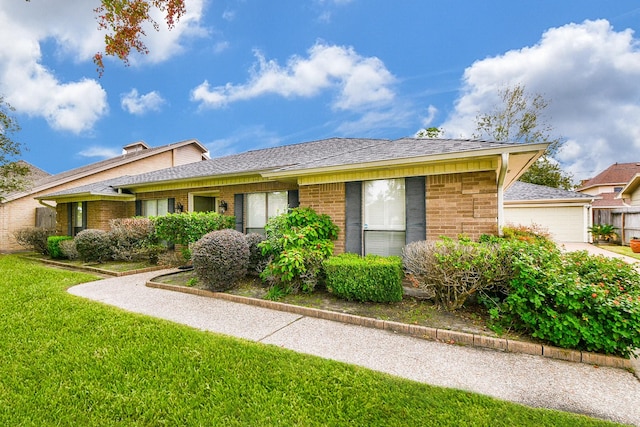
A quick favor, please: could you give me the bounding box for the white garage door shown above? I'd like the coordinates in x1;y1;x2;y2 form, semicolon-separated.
504;205;587;242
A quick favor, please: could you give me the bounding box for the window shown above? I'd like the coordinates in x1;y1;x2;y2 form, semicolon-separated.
141;199;170;217
363;179;405;256
246;191;288;234
70;201;87;236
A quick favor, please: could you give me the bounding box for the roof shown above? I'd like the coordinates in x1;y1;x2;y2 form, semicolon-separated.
4;139;208;203
38;137;547;201
504;181;594;203
591;191;625;208
578;162;640;192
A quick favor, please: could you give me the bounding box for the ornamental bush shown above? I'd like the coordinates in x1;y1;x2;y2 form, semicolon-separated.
152;212;235;259
259;207;338;294
13;227;55;255
245;233;267;276
74;229;113;263
324;254;403;302
59;239;78;260
402;237;514;311
491;243;640;357
191;229;249;291
109;217;165;263
47;236;73;259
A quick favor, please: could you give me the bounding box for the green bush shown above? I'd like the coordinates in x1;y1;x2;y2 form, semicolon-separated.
402;238;514;310
152;212;235;259
74;229;113;263
47;236;73;259
13;227;55;255
324;254;403;302
491;243;640;357
191;229;249;291
259;207;338;294
245;233;267;276
109;218;165;263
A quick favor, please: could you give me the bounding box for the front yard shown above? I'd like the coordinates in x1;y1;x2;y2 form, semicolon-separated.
0;255;617;426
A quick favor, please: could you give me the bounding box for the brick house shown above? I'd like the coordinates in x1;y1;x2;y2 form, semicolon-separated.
1;140;208;252
37;138;546;256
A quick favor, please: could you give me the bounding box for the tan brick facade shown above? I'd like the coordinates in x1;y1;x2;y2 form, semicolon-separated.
426;171;498;240
299;183;346;254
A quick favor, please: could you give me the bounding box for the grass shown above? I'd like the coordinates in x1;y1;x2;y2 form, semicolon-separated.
595;243;640;260
0;255;620;426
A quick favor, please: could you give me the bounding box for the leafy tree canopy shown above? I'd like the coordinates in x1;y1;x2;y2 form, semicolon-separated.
472;84;574;189
0;97;30;199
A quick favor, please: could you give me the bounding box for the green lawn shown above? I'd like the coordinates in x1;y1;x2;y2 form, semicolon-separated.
0;255;619;426
596;243;640;260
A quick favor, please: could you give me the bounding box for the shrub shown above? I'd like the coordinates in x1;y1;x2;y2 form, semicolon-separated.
402;238;514;311
59;239;78;260
74;229;113;263
109;218;165;263
245;233;267;276
47;236;73;259
152;212;235;259
13;227;55;255
501;223;552;243
324;254;403;302
491;244;640;357
191;229;249;291
259;207;338;294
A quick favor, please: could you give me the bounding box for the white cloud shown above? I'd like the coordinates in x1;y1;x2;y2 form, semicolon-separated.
78;146;120;159
191;43;396;112
205;126;283;157
0;1;108;133
440;19;640;179
121;89;166;115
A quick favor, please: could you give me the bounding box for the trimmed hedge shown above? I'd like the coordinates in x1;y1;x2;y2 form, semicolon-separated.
47;236;73;259
323;254;403;302
191;229;249;291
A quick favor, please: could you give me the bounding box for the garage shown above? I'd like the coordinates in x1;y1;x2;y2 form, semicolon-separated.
504;182;594;243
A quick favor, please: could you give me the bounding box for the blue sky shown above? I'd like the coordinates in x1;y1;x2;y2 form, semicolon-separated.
2;1;640;182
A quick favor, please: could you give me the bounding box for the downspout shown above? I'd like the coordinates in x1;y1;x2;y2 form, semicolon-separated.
497;152;509;236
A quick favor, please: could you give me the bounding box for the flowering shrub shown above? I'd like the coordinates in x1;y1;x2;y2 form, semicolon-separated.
491;244;640;357
259;207;338;295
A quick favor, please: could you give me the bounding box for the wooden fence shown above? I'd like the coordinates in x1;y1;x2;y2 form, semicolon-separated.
593;207;640;244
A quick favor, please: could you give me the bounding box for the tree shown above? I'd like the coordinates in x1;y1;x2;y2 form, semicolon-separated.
0;97;30;199
416;127;445;139
93;0;186;76
472;84;573;189
24;0;186;76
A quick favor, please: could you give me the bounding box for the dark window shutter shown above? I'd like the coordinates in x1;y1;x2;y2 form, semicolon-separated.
135;200;142;216
168;198;175;214
234;194;244;232
287;190;299;209
345;181;363;254
405;176;426;244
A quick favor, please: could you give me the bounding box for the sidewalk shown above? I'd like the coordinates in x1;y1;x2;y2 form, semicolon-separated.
68;270;640;427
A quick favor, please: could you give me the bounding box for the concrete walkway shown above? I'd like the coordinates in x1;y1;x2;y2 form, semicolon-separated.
560;241;640;264
68;270;640;426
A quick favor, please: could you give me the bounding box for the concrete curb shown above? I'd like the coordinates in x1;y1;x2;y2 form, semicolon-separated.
38;258;167;277
146;280;637;373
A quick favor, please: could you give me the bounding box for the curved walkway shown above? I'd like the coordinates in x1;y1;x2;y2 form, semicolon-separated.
68;270;640;426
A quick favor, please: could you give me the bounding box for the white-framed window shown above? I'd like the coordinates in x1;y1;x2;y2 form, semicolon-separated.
246;191;288;234
363;179;405;256
141;199;170;217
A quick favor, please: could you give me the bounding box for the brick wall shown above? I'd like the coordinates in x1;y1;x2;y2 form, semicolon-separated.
426;171;498;240
299;183;346;254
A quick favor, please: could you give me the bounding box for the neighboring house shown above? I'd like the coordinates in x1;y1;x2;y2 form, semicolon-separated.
37;137;546;257
0;139;208;252
577;162;640;225
504;181;595;243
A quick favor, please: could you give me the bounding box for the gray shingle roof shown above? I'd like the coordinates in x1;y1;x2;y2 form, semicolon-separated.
505;181;593;201
40;137;544;199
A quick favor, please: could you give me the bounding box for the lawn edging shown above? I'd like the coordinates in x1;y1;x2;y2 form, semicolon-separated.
146;280;639;374
38;258;167;277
